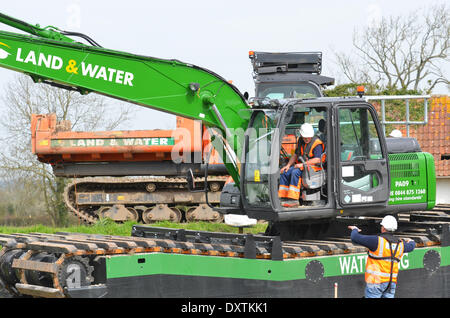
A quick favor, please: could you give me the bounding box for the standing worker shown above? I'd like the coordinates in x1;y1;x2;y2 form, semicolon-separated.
348;215;415;298
278;123;324;208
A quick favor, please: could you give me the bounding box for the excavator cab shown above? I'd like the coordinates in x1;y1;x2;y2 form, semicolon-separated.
236;97;391;222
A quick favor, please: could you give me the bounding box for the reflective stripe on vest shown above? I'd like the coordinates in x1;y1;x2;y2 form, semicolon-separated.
365;236;404;284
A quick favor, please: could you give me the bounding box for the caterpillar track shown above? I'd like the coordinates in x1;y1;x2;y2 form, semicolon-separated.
64;176;228;225
0;208;448;298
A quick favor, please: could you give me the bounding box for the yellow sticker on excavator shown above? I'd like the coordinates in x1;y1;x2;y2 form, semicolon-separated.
254;170;261;182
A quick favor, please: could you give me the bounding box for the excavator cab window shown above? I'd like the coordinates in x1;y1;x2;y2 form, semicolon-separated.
279;106;329;209
242;110;279;209
241;104;331;220
256;82;321;100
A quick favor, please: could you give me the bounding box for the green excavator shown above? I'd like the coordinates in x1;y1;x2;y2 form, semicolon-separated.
0;12;447;298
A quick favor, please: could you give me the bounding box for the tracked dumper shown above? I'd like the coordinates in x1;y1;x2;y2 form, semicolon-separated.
0;13;448;298
32;114;227;223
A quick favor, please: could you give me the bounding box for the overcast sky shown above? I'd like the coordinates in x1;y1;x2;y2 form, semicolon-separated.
0;0;448;130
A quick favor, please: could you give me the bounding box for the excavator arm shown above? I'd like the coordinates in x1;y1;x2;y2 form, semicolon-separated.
0;12;250;184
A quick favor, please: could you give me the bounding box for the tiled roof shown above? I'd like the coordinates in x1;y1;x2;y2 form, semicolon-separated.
379;96;449;177
410;96;449;177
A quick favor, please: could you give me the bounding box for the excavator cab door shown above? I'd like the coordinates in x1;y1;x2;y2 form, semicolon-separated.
334;103;390;209
240;109;281;218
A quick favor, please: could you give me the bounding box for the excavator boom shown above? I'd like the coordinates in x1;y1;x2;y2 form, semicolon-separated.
0;12;250;184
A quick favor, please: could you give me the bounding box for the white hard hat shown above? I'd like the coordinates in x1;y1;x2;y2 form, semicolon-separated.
300;123;315;138
380;215;397;232
389;129;402;138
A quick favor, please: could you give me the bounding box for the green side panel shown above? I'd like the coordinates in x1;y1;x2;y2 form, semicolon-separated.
424;152;436;209
106;246;449;281
388;152;435;209
322;247;447;277
442;245;450;267
106;253;305;281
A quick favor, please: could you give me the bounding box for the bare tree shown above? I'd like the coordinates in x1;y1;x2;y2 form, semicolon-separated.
0;75;134;226
334;3;449;93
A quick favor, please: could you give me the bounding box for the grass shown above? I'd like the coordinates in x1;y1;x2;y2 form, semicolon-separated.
0;219;268;237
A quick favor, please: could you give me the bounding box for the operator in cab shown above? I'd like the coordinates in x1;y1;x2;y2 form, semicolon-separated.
278;123;324;208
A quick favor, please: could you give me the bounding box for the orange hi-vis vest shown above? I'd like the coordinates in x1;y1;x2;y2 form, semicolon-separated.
296;136;325;172
365;236;405;284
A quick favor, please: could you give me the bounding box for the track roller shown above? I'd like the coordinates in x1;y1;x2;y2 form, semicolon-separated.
97;205;139;222
145;183;156;193
209;182;221;192
186;204;223;222
142;205;182;223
